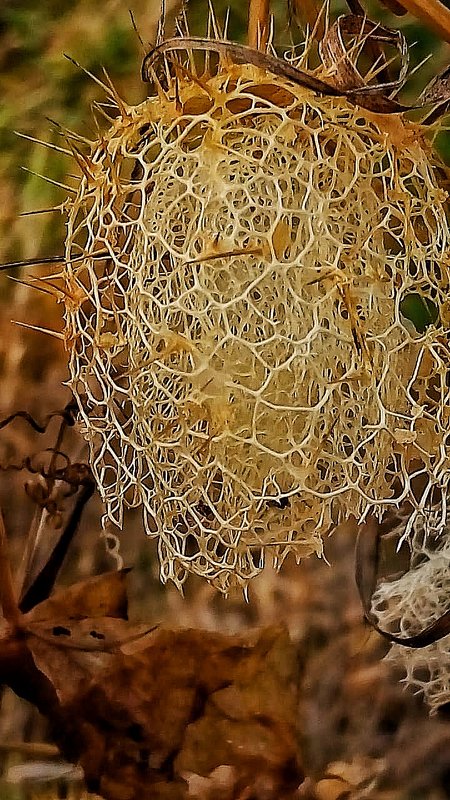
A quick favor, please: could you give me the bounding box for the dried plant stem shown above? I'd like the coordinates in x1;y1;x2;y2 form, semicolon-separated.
0;510;20;625
0;742;59;758
248;0;270;50
401;0;450;43
16;399;78;607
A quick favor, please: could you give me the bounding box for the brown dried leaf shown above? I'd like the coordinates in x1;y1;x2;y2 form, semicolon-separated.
24;569;131;623
58;626;303;800
10;570;154;705
1;566;303;799
420;64;450;122
25;618;156;703
319;15;409;99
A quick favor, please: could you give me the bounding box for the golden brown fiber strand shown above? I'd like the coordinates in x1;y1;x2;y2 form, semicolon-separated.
248;0;270;50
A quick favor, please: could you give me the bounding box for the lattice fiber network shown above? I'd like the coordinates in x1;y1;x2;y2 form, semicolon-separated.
62;32;450;590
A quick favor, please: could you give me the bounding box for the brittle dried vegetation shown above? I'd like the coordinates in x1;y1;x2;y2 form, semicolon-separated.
2;0;450;798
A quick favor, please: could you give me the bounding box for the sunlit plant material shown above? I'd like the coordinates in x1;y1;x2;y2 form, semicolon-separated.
59;7;450;590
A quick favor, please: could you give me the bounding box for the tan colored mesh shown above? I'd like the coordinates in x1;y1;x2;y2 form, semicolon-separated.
63;57;450;590
372;519;450;713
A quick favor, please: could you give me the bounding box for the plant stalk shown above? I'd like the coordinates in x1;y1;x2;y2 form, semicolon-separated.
400;0;450;44
248;0;270;50
0;510;20;625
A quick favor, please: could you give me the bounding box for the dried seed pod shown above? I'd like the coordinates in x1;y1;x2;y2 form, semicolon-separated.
62;20;450;590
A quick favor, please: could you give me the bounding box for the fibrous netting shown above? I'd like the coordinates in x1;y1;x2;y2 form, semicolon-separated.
62;45;450;590
372;519;450;713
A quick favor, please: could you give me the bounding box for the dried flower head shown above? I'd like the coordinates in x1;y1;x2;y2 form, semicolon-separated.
61;12;450;590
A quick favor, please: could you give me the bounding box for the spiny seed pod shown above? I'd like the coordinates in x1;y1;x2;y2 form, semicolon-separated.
61;13;450;591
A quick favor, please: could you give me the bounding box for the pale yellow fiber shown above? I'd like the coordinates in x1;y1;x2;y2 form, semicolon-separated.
63;51;450;590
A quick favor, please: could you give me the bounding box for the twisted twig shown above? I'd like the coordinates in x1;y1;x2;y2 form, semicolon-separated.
0;402;78;436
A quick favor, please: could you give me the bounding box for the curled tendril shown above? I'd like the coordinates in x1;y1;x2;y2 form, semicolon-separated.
0;401;78;435
0;453;93;489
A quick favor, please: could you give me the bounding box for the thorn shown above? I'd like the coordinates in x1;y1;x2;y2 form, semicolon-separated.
64;53;125;110
205;9;212;74
0;255;66;272
171;61;214;99
11;320;65;341
129;9;147;52
145;64;169;101
187;247;263;265
101;67;130;116
162;53;172;90
400;52;432;95
174;7;187;38
223;6;230;39
21;166;76;194
46;117;94;147
190;65;215;95
91;101;115;125
67;142;95;179
14;131;71;156
8;276;72;301
208;0;221;39
174;74;182;112
267;14;275;51
30;271;65;282
32;277;80;302
20;205;64;217
174;10;197;76
8;276;53;296
156;0;166;47
207;0;230;69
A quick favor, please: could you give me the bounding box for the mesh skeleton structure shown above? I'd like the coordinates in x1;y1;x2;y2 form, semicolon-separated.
62;34;450;590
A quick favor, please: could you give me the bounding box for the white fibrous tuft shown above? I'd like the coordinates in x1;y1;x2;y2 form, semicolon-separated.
62;47;450;589
372;519;450;713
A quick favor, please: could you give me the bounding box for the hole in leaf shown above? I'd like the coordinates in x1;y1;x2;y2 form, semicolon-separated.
52;626;71;637
89;630;106;640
